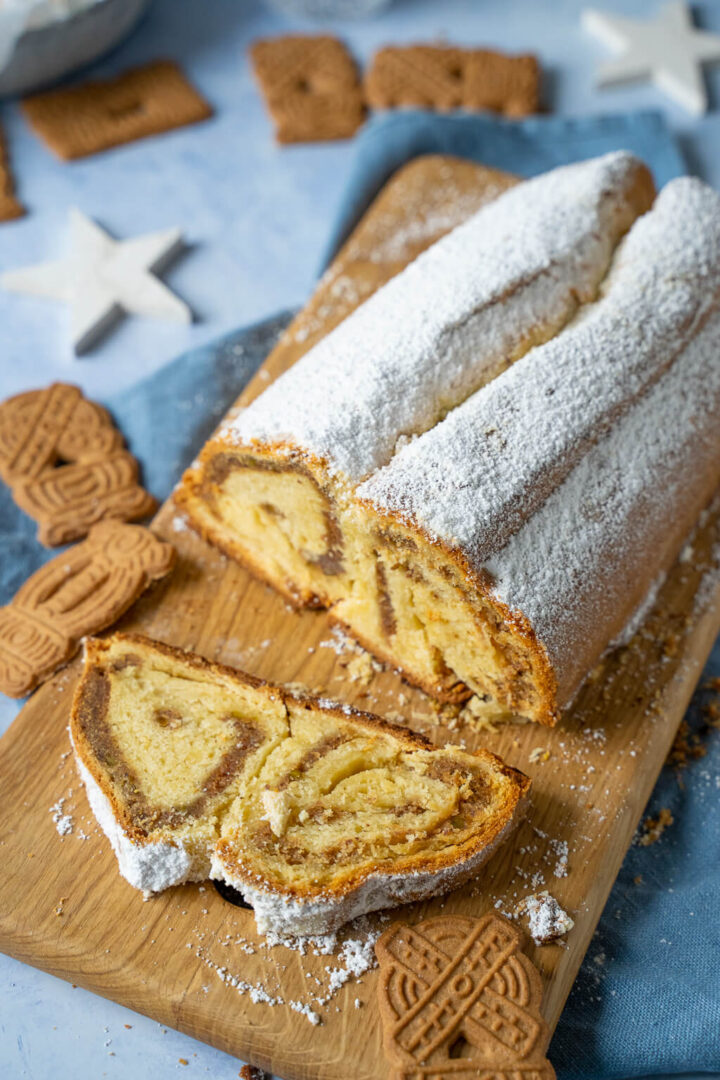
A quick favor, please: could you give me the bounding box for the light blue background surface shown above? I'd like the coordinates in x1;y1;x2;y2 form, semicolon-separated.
1;0;720;1077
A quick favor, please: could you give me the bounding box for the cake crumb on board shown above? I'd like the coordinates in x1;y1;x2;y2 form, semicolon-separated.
515;891;574;945
637;807;674;846
50;798;73;836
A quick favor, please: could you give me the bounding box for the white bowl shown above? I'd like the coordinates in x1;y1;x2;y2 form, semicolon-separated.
0;0;149;98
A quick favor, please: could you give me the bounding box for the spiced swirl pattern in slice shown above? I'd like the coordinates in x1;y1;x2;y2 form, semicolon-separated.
71;633;529;932
214;697;527;934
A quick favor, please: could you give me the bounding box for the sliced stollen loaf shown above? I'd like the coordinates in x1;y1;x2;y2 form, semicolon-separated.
177;152;653;607
175;153;720;729
71;633;529;934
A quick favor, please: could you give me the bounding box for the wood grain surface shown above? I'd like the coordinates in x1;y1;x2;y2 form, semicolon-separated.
0;155;718;1080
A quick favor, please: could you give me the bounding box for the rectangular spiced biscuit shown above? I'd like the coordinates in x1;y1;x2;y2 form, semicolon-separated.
22;60;212;161
250;35;365;143
365;44;540;117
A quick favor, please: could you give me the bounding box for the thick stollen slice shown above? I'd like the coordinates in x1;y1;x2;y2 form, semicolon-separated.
177;151;653;608
71;633;529;934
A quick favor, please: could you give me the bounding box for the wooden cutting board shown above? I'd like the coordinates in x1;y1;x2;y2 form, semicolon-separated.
1;155;719;1080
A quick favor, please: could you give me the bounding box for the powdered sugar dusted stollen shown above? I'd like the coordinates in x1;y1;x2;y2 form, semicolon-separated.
177;153;653;609
360;177;720;564
486;301;720;707
225;151;651;483
350;178;720;720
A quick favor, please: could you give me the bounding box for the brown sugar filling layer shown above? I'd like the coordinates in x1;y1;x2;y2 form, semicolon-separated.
72;637;288;854
73;663;266;834
181;449;552;720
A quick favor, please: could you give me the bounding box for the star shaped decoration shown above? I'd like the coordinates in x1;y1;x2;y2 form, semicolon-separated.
583;1;720;115
1;209;192;354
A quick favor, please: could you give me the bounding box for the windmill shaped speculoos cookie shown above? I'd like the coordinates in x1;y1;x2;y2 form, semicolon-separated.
0;521;175;698
0;382;156;546
376;912;556;1080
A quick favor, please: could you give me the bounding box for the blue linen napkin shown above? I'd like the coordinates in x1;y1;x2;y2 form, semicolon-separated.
320;109;686;268
2;110;717;1080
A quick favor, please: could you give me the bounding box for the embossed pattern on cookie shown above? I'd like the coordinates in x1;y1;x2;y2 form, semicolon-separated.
365;45;540;117
376;912;556;1080
0;382;156;546
22;60;212;161
0;521;175;698
250;35;365;143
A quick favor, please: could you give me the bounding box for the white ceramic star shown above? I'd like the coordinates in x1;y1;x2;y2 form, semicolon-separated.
1;209;192;354
583;1;720;115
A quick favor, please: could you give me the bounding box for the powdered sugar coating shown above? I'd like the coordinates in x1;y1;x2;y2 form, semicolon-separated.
212;812;522;937
74;748;197;894
518;891;574;945
487;302;720;703
361;178;720;563
227;152;648;483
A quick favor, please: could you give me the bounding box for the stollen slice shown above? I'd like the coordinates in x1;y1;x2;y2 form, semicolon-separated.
71;633;530;935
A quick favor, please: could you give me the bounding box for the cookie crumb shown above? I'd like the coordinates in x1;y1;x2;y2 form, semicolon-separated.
637;807;674;846
239;1067;273;1080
